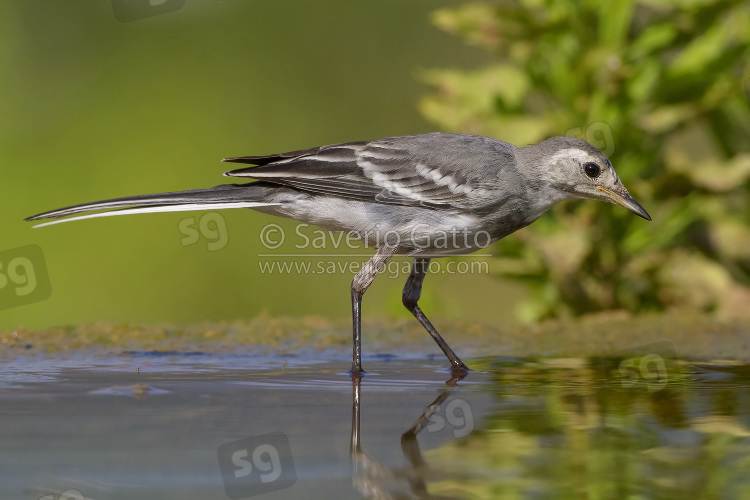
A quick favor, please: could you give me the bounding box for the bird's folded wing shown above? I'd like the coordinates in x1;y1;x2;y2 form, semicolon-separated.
223;133;518;210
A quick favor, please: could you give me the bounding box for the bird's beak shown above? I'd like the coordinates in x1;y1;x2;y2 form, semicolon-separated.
596;186;651;221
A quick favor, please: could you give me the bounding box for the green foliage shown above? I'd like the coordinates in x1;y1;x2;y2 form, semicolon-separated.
421;0;750;321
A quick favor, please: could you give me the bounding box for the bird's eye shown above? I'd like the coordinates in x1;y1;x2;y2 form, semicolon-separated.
583;162;601;179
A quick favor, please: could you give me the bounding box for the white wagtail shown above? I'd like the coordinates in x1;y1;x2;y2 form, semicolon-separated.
27;132;651;376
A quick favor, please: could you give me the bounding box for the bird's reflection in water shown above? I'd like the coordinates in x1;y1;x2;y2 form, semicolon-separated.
350;372;470;500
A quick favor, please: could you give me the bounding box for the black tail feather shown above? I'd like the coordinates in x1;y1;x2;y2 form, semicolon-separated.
26;183;277;227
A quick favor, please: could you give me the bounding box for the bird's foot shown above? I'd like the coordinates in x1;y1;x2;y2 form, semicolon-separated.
345;365;370;379
447;362;471;385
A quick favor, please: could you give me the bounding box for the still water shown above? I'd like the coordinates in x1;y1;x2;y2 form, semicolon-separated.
2;351;750;499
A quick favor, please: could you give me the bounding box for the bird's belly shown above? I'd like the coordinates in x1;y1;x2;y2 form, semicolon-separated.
265;196;492;255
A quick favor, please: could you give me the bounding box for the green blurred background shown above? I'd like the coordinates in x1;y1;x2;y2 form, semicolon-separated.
0;0;515;330
2;0;749;331
421;0;750;322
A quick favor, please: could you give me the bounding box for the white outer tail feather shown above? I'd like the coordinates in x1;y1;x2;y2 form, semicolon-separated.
32;202;278;228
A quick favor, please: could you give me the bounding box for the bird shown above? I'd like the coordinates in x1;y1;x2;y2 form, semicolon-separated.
26;132;651;376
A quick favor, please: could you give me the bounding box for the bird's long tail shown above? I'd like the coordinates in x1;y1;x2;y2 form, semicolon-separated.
25;183;278;228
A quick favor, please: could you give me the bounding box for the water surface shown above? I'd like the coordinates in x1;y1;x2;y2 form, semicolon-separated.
3;351;750;499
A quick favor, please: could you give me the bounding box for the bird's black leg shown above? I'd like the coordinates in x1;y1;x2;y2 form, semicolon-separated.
402;258;470;374
348;245;398;377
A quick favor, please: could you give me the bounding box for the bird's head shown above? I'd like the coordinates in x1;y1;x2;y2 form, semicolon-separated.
523;136;651;221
